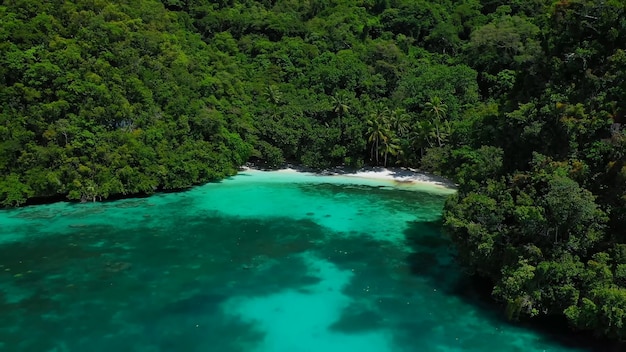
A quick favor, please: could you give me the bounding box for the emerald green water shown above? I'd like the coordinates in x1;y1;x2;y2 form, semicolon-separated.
0;170;595;351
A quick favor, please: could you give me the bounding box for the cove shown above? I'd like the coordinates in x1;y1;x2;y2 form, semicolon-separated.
0;169;595;351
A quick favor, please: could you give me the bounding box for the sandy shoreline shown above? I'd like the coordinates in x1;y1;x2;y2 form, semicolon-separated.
240;164;457;190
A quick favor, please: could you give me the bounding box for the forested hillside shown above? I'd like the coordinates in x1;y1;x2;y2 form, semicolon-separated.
2;0;626;342
0;0;251;205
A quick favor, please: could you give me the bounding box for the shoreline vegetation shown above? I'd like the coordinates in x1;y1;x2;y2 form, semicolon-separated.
10;163;457;208
2;0;626;346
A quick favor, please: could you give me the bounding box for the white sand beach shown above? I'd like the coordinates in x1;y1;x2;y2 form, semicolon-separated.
326;167;456;189
241;165;457;193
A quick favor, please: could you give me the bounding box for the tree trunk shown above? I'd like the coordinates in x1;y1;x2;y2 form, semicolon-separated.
435;122;442;147
375;138;379;165
338;114;344;144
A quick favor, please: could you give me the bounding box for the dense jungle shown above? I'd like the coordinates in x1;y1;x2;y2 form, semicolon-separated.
2;0;626;343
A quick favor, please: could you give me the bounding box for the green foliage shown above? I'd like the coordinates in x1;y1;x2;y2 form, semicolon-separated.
3;0;626;342
0;174;33;206
466;14;541;95
438;1;626;339
444;149;618;337
0;0;250;204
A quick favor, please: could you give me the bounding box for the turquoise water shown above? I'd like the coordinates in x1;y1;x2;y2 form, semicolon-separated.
0;170;594;351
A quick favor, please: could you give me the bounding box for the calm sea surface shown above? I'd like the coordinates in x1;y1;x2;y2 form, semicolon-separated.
0;170;595;351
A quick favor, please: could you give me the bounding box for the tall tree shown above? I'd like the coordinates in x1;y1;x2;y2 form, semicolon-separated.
331;91;350;141
366;106;391;165
425;96;448;147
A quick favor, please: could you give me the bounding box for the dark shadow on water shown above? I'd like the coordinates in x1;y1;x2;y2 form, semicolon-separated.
459;276;620;351
403;219;461;291
161;292;227;316
403;219;613;352
0;212;333;351
329;302;385;333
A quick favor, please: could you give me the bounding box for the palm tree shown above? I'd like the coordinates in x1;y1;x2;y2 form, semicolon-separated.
396;137;413;166
408;119;435;159
425;96;448;147
331;92;350;117
331;92;350;141
263;85;282;105
431;118;451;147
367;117;384;165
425;96;447;120
367;105;392;165
263;85;282;120
381;135;401;167
390;108;411;138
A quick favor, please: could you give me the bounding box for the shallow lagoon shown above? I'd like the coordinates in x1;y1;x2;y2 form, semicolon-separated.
0;170;596;351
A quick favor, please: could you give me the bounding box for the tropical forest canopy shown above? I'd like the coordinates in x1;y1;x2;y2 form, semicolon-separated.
2;0;626;343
